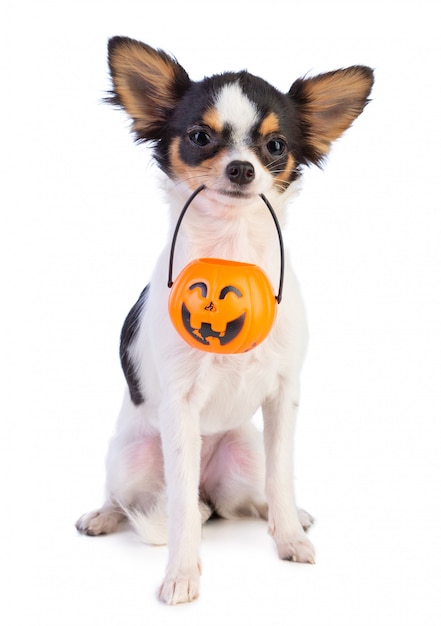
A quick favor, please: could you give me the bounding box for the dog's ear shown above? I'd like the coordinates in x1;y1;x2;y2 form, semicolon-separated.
107;36;191;142
289;66;374;166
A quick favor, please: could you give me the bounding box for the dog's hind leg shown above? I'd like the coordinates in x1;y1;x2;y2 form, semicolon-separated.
200;424;314;531
76;501;126;536
76;430;165;536
201;423;268;521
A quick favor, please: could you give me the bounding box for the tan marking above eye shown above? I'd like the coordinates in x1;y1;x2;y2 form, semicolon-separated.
258;112;280;136
202;108;223;133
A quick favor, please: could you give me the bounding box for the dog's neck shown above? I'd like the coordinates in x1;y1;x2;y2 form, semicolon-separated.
167;182;299;262
164;182;300;291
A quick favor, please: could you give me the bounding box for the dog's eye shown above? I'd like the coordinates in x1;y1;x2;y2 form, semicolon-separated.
189;130;211;147
266;138;287;157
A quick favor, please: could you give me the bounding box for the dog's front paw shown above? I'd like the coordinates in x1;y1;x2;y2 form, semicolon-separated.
158;566;201;605
275;531;316;564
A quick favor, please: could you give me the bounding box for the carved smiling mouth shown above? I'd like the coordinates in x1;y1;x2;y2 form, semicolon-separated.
181;303;246;346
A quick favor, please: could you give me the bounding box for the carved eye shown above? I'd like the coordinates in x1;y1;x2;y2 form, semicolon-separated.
189;282;208;297
266;138;287;157
189;130;212;147
219;285;243;300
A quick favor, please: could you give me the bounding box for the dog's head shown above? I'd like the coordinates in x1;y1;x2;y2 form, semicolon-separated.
107;37;373;203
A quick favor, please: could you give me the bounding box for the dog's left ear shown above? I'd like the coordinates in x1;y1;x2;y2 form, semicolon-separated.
289;66;374;166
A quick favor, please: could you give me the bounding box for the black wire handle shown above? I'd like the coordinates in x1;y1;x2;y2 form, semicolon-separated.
167;185;285;304
167;184;206;288
259;192;285;304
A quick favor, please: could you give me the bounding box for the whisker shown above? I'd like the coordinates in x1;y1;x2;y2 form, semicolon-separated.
169;173;212;192
266;154;291;170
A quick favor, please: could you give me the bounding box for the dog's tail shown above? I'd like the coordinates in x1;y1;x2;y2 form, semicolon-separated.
119;494;213;545
118;494;168;545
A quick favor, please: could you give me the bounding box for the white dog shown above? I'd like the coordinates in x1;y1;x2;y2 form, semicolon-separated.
76;36;374;604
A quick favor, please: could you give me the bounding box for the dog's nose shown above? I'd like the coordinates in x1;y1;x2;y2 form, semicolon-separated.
226;160;255;185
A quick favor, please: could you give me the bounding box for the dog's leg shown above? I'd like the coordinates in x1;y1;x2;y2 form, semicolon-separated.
202;424;268;520
202;425;314;528
157;400;203;605
262;387;316;564
76;501;126;535
76;431;165;536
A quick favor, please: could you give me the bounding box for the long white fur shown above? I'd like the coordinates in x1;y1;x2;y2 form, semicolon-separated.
76;81;315;604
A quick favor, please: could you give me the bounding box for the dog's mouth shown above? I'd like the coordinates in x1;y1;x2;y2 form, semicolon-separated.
217;188;253;199
208;181;260;200
181;303;246;347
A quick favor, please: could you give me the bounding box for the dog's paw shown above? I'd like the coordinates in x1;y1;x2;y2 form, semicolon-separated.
275;531;316;564
297;508;315;532
75;509;121;536
158;566;201;605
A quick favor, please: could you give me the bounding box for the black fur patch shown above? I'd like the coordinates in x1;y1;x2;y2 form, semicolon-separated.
120;284;149;405
154;70;306;182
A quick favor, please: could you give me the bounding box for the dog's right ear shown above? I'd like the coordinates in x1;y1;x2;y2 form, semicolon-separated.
107;36;191;142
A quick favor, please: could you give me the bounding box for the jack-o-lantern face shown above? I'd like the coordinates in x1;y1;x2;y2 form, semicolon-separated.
168;258;277;353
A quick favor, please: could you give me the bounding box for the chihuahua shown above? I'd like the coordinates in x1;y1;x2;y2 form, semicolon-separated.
76;36;374;604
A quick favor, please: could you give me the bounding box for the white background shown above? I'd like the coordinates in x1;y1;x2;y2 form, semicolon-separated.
2;1;440;624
